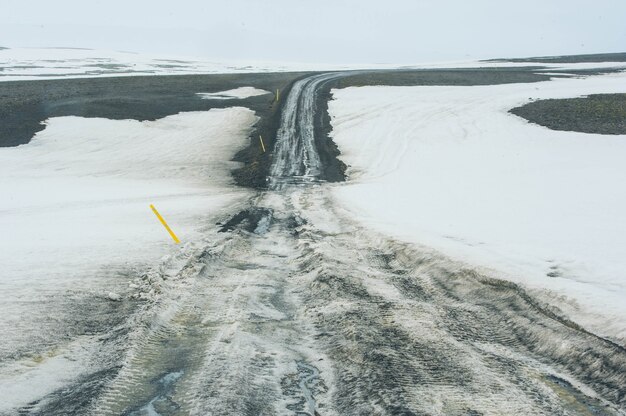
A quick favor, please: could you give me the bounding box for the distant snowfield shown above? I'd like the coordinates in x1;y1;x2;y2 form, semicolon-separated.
0;47;361;81
0;47;268;80
0;108;256;408
329;71;626;343
2;47;626;81
197;86;270;100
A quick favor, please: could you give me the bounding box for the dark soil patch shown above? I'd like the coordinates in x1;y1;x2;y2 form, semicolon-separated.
218;207;273;233
328;68;553;88
486;52;626;64
314;77;349;182
539;67;626;77
510;93;626;135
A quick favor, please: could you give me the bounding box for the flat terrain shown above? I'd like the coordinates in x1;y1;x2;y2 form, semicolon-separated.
1;57;626;414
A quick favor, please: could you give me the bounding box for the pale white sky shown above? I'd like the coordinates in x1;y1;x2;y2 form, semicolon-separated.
1;0;625;63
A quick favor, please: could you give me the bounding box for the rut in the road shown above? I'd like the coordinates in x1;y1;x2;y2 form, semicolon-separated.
270;72;343;183
289;187;626;415
287;186;626;415
89;192;335;415
88;183;626;415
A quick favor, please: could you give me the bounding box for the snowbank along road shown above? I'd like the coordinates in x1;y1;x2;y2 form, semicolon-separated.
18;72;626;415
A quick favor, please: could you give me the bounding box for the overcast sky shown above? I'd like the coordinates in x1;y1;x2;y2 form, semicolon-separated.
1;0;625;63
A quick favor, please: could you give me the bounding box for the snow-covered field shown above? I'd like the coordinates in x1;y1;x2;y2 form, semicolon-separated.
0;109;256;286
0;108;256;409
0;47;370;81
0;47;276;81
329;71;626;342
1;54;625;412
2;47;626;82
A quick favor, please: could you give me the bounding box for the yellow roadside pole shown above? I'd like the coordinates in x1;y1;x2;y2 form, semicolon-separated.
259;135;266;152
150;204;181;244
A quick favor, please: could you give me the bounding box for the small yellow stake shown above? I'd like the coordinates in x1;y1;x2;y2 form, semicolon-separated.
259;135;266;153
276;89;280;102
150;204;180;244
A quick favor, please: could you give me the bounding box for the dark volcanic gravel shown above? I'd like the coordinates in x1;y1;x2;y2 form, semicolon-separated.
330;67;553;87
510;93;626;135
486;52;626;63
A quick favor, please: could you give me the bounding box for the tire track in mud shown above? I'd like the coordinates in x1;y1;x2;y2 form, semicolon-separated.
166;179;624;415
82;193;338;415
287;185;626;414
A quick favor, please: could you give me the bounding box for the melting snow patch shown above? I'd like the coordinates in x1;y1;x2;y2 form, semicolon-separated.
196;86;270;100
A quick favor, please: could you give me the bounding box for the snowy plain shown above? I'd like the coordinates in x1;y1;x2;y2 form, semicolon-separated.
0;47;381;81
0;109;256;287
1;46;626;410
0;108;256;410
0;47;279;80
2;47;626;82
329;71;626;343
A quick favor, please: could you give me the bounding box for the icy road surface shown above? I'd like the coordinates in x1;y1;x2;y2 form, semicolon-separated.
2;72;626;415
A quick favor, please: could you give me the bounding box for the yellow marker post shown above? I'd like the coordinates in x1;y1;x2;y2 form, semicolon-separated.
150;204;180;244
276;89;280;102
259;135;266;153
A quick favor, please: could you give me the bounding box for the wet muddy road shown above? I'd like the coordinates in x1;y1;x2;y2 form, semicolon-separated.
22;73;626;415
